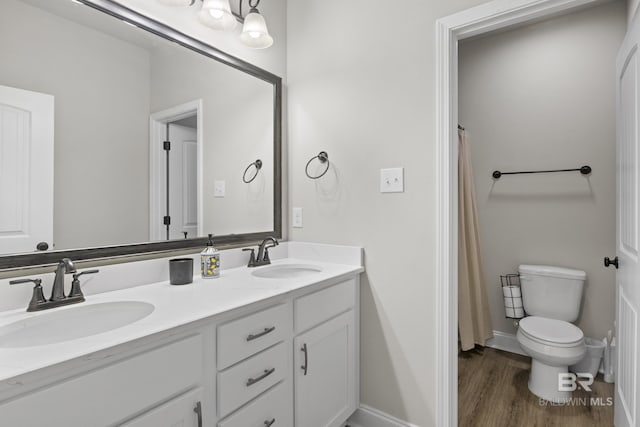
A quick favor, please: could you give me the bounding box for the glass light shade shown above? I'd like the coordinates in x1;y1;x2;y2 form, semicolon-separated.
198;0;237;31
157;0;194;6
239;9;273;49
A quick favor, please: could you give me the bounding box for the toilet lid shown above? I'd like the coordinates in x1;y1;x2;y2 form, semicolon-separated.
519;316;583;344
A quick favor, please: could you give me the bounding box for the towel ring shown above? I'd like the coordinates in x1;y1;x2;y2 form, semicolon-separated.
305;151;330;180
243;159;263;183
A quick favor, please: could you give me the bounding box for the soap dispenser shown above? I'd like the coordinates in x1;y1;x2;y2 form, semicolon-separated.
201;234;220;279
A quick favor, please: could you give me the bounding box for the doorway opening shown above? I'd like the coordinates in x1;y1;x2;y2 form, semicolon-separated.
149;100;203;241
435;0;626;425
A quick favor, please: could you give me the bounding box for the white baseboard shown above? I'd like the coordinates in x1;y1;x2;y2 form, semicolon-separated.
485;330;526;356
345;405;420;427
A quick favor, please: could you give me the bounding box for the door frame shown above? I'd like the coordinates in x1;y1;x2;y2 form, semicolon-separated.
149;99;203;241
434;0;605;424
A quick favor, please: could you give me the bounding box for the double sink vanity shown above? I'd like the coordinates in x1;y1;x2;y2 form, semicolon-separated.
0;242;363;426
0;1;363;426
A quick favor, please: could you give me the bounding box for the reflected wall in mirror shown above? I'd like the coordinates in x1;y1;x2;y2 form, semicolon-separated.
0;0;278;258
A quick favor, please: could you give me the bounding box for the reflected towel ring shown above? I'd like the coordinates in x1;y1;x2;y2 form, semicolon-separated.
305;151;329;179
243;159;263;183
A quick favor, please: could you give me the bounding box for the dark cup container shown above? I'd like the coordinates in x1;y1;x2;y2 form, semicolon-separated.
169;258;194;285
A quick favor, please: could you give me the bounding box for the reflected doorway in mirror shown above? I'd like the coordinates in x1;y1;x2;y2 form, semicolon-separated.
150;100;203;242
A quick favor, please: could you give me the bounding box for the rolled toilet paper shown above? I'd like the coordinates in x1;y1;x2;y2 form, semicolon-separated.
504;297;523;308
505;307;516;318
502;286;521;298
514;307;525;318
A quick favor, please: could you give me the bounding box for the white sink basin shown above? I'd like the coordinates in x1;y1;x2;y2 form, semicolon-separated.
0;301;154;348
252;264;323;279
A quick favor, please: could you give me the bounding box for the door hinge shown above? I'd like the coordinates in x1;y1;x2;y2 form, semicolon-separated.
163;216;171;226
163;140;171;151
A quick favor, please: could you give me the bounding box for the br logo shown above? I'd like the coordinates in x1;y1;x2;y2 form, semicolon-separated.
558;373;594;392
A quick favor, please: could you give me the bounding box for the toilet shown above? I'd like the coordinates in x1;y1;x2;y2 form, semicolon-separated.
516;264;587;403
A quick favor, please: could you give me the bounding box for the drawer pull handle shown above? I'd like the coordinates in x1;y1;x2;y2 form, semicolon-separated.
247;326;276;342
193;401;203;427
264;419;276;427
301;343;308;376
246;367;276;386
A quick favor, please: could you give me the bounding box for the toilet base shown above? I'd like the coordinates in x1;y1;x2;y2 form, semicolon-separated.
528;359;572;403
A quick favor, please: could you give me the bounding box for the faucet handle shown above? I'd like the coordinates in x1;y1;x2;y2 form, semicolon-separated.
9;278;47;312
9;278;42;287
72;269;99;281
69;269;99;299
243;248;257;267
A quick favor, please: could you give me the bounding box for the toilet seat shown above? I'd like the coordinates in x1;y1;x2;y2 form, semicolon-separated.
519;316;584;347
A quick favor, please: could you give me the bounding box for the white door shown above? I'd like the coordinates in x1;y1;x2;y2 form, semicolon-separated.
0;85;53;254
167;123;197;240
615;12;640;427
294;310;356;427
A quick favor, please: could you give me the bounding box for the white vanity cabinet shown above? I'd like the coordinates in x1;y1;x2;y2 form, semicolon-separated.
0;271;361;427
121;387;205;427
293;279;358;427
215;302;293;426
0;334;207;427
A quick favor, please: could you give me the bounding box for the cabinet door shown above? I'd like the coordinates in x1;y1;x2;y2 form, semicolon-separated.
294;310;356;427
121;388;204;427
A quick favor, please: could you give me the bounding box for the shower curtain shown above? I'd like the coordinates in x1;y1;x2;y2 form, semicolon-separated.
458;128;493;351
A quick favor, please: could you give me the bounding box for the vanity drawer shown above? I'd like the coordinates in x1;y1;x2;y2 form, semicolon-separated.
218;382;291;427
295;279;356;333
218;342;287;418
0;335;203;427
218;303;290;370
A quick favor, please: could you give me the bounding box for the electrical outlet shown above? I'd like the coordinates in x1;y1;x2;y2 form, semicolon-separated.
292;207;303;228
214;180;225;197
380;168;404;193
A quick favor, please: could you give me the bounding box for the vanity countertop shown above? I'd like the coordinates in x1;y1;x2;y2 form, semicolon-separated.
0;256;363;383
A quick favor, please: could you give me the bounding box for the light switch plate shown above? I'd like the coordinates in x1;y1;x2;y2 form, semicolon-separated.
214;180;226;197
380;168;404;193
292;207;303;228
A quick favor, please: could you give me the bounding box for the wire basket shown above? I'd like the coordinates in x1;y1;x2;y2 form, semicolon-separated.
501;274;525;319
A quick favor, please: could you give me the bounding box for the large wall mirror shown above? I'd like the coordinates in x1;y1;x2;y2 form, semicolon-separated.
0;0;282;269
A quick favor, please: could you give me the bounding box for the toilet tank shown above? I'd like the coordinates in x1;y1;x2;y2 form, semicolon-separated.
518;264;586;322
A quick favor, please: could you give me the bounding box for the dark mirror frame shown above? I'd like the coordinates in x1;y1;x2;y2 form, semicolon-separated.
0;0;282;270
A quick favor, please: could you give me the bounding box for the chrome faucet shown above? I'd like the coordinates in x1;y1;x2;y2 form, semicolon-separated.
9;259;99;312
243;237;279;267
51;258;76;301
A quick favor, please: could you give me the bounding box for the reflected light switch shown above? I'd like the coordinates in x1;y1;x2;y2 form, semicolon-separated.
214;180;225;197
380;168;404;193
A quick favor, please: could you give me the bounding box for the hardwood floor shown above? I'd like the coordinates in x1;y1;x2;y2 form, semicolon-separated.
459;347;614;427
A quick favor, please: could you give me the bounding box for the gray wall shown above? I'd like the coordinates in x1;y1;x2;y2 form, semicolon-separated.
0;0;151;250
459;2;626;340
287;0;494;424
630;0;639;25
150;47;274;236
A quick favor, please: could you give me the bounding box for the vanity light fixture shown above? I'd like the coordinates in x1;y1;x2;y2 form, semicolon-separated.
198;0;238;31
156;0;273;49
239;0;273;49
